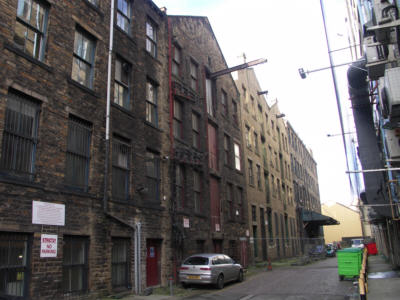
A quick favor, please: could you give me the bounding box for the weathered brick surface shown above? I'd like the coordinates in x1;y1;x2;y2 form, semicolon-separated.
0;1;171;299
168;16;249;267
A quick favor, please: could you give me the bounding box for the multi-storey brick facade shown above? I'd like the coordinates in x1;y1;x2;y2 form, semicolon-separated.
168;15;249;269
235;68;298;261
0;1;171;299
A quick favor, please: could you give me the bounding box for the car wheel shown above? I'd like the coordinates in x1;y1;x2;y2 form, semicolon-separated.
181;282;189;289
216;274;224;289
237;270;244;282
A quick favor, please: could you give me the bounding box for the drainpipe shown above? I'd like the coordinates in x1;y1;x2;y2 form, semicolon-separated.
167;16;177;282
135;222;142;295
104;0;115;213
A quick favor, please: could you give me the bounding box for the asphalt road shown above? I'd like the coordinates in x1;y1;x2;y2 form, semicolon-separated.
182;258;359;300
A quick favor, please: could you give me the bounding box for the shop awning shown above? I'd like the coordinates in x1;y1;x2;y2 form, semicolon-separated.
302;210;339;226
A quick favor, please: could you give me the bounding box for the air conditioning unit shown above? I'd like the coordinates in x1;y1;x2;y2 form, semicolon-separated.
385;128;400;159
368;0;400;44
384;67;400;120
364;36;390;79
378;77;389;118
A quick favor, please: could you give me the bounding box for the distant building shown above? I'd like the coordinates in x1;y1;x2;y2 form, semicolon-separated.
322;202;369;245
287;122;337;253
235;68;298;261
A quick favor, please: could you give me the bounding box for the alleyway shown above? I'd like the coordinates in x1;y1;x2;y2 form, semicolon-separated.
182;258;358;300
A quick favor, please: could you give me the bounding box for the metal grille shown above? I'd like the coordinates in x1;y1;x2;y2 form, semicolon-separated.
145;151;160;203
0;92;40;179
0;233;29;298
111;238;130;288
62;236;88;294
112;136;130;201
65;115;92;191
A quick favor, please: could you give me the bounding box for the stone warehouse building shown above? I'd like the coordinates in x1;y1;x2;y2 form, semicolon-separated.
235;69;298;262
287;122;333;255
0;0;172;299
168;15;249;270
0;1;323;299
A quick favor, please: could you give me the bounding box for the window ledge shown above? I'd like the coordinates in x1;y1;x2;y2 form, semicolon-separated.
0;174;44;189
60;185;96;198
193;212;207;218
83;0;104;17
144;120;162;132
143;49;162;65
115;25;137;45
136;201;165;211
4;43;53;73
67;78;99;98
111;102;135;117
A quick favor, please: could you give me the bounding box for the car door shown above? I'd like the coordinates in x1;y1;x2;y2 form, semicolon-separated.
220;255;232;281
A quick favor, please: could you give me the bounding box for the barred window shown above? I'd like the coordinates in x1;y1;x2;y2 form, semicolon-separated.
117;0;131;33
14;0;49;61
146;81;158;126
146;20;157;58
0;233;29;297
146;151;160;203
248;159;254;185
232;100;238;126
172;45;181;76
114;58;130;109
175;164;185;210
112;238;130;288
221;90;228;115
190;60;198;91
65;115;92;191
72;29;96;89
173;100;183;139
223;135;230;166
256;164;261;189
112;135;130;201
192;112;200;148
226;183;234;220
193;171;202;213
236;187;243;221
63;236;88;294
0;91;40;179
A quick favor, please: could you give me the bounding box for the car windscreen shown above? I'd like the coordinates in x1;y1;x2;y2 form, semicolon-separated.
183;257;209;265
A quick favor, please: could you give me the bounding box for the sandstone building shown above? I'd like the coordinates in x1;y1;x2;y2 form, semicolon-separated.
235;69;298;261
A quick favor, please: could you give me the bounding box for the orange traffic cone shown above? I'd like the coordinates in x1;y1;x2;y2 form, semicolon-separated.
267;258;272;271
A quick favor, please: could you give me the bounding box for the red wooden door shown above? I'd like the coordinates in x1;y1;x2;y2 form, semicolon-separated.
146;240;160;286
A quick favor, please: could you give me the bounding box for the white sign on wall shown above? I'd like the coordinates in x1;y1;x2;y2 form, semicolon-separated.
32;201;65;226
40;234;58;258
183;217;190;228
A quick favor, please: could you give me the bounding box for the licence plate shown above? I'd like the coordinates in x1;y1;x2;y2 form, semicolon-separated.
187;275;200;280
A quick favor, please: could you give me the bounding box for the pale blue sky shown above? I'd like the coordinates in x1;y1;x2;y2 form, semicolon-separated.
153;0;358;206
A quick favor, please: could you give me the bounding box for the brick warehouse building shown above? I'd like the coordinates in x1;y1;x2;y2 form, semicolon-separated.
0;1;324;299
0;0;173;299
168;15;249;270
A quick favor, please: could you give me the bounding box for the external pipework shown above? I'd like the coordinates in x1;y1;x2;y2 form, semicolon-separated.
347;59;390;218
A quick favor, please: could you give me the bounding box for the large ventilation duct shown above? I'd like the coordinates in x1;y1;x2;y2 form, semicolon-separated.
347;59;391;219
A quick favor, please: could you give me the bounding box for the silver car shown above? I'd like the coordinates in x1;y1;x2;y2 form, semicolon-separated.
179;253;244;289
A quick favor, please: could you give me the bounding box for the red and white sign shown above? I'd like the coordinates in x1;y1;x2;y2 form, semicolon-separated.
40;234;58;258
